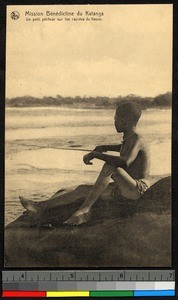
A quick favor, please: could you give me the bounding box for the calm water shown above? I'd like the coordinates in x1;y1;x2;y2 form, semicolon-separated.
5;107;171;225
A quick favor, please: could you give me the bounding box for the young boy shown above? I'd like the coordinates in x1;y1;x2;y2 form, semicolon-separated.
20;102;150;226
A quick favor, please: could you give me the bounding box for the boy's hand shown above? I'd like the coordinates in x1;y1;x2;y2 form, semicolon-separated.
94;145;106;153
83;152;95;165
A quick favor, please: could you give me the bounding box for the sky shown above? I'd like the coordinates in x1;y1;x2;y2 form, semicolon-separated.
6;4;172;98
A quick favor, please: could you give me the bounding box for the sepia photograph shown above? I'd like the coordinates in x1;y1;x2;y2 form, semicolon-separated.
5;4;172;267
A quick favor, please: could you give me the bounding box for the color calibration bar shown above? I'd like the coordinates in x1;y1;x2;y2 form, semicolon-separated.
2;290;175;297
2;270;175;297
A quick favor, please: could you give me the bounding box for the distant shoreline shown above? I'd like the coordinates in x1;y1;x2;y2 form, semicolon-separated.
6;105;172;110
6;92;172;109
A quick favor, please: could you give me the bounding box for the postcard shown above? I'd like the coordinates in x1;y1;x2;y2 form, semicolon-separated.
4;4;172;268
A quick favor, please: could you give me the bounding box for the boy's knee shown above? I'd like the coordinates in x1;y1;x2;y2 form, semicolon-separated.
101;163;116;176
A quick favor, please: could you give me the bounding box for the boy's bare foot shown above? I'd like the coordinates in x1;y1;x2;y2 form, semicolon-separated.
19;196;38;213
64;209;91;226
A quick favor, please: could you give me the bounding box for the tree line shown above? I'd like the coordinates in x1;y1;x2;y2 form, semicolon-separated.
6;92;172;109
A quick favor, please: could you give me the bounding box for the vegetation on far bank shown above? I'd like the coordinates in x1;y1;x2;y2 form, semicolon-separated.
6;92;172;109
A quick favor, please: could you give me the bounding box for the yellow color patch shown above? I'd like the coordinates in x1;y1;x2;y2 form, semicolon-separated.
46;291;89;297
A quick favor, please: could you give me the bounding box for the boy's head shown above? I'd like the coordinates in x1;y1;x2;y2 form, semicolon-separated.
114;102;141;132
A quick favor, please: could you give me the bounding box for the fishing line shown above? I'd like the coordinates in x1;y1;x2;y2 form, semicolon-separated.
15;143;92;152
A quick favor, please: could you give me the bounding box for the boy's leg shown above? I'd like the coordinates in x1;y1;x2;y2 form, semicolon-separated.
111;168;139;200
20;164;116;213
64;163;117;225
19;185;92;212
79;163;117;210
65;164;141;225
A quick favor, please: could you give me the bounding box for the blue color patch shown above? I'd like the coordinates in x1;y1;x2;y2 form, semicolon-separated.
134;290;175;297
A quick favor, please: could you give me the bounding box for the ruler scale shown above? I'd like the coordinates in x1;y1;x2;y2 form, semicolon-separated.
2;270;175;297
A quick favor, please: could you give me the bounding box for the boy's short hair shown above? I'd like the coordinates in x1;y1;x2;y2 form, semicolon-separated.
116;101;142;125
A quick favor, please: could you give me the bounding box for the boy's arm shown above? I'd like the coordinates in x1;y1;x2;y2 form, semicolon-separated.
84;139;141;168
94;144;122;153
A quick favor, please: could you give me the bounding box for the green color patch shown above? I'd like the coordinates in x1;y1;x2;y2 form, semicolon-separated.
90;291;134;297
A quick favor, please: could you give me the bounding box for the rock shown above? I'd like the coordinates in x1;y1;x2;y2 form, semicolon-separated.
4;176;171;267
